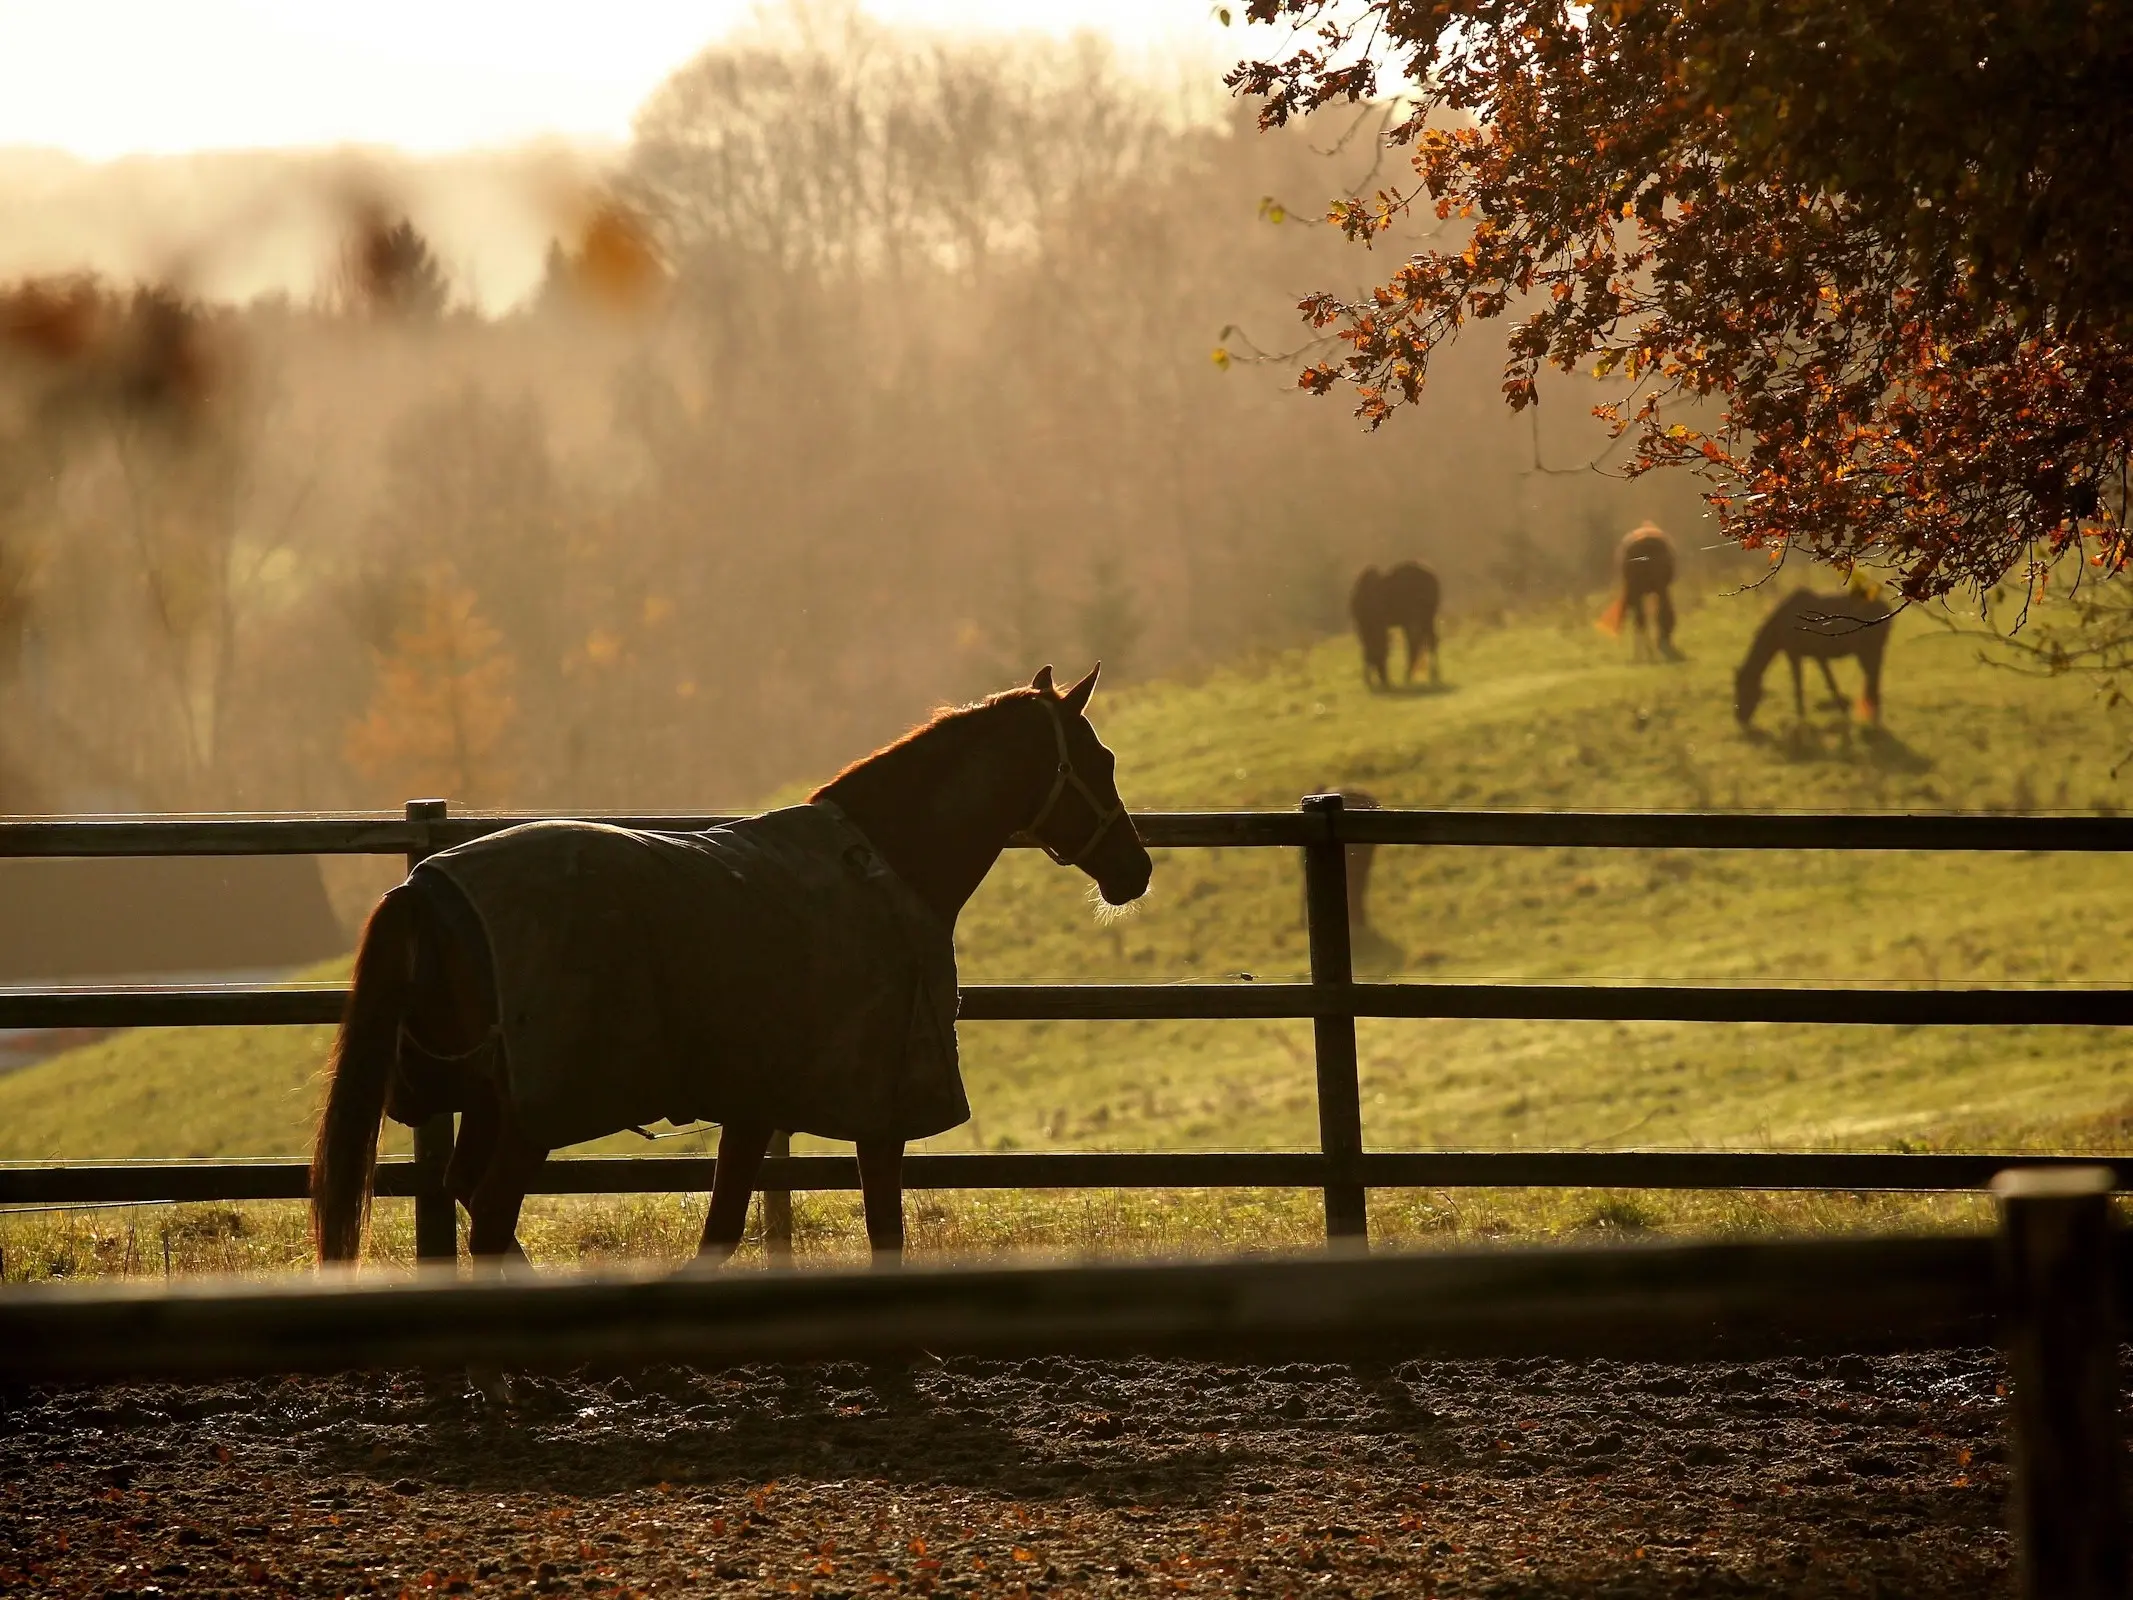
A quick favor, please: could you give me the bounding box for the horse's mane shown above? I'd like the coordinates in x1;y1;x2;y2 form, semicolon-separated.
810;687;1040;800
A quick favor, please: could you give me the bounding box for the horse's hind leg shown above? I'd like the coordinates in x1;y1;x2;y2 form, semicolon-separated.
447;1089;499;1212
697;1123;772;1263
463;1091;544;1264
856;1138;905;1267
1653;587;1680;659
458;1098;543;1407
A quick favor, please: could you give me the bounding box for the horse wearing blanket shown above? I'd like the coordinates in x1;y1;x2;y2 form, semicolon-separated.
311;665;1151;1266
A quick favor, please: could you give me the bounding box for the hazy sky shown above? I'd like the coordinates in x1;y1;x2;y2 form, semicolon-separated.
0;0;1238;159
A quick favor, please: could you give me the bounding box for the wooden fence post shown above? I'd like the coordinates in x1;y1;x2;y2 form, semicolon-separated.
1994;1165;2126;1600
763;1130;794;1262
404;798;458;1268
1302;793;1367;1244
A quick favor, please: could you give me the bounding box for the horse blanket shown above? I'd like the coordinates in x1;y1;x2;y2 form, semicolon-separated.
412;801;965;1152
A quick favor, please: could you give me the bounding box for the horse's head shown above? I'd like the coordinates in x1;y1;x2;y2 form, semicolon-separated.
1019;664;1152;907
1734;661;1763;726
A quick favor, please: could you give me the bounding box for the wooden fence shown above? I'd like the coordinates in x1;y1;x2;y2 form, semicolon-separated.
3;799;2131;1262
0;1169;2123;1596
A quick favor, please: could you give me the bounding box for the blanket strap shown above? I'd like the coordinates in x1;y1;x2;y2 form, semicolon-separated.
396;1020;501;1065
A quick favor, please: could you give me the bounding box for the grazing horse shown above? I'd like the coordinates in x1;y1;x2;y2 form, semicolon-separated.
1350;562;1441;688
311;665;1151;1268
1597;524;1680;661
1299;786;1402;971
1734;588;1894;726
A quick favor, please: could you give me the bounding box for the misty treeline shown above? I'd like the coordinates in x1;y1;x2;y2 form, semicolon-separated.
0;8;1698;818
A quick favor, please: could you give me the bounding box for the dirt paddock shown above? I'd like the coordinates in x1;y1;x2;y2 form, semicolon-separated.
1;1349;2020;1597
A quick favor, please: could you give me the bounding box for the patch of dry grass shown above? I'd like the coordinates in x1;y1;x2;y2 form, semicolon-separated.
0;1181;2014;1286
8;1095;2127;1284
12;1075;2126;1284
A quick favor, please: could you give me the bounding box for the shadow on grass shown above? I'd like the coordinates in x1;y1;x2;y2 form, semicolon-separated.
1352;923;1406;974
1367;679;1458;698
1744;718;1934;774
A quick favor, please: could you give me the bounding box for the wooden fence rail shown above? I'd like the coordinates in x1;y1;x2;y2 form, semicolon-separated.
7;805;2133;855
7;979;2133;1030
4;1150;2131;1207
0;1227;2015;1381
4;799;2131;1253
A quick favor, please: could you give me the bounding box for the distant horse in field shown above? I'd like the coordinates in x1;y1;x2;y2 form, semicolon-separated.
1734;588;1894;726
310;665;1151;1268
1301;786;1402;971
1351;562;1441;688
1597;524;1680;661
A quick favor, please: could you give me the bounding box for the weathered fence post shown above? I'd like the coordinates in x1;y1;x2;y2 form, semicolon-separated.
404;799;458;1267
1994;1165;2126;1600
763;1131;794;1262
1301;793;1367;1244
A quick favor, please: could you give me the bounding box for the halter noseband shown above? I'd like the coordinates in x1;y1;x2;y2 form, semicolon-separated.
1014;695;1125;870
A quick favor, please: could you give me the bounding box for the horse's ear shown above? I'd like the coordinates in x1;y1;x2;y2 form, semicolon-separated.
1061;663;1100;716
1030;665;1055;695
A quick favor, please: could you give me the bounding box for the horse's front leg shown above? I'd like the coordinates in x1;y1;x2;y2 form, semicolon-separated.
698;1123;772;1263
856;1138;905;1268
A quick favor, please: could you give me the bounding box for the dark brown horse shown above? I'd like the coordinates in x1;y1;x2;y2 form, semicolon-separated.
1597;524;1680;661
310;665;1150;1268
1350;562;1441;688
1734;587;1894;726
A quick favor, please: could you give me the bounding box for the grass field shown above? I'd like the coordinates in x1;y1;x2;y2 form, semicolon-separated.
5;583;2132;1276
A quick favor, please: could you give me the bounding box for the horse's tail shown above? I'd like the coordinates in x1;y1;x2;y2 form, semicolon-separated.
311;883;420;1264
1595;591;1627;637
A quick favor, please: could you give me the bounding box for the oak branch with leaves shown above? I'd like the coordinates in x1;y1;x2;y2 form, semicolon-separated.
1228;0;2133;603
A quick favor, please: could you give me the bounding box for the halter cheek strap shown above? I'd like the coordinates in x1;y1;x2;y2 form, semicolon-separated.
1013;695;1125;870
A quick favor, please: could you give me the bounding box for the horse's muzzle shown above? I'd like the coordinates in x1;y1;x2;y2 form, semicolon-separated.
1096;851;1153;906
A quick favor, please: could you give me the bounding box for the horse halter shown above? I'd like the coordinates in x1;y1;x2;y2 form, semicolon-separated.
1013;694;1126;870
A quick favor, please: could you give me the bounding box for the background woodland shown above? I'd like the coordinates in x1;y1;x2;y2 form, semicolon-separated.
0;11;1710;825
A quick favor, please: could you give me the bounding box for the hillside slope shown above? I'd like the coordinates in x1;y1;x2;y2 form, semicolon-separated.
5;588;2129;1164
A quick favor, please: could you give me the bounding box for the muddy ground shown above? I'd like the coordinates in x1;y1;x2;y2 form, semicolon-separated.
1;1349;2017;1597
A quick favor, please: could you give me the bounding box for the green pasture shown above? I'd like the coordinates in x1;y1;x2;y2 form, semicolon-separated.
4;586;2131;1273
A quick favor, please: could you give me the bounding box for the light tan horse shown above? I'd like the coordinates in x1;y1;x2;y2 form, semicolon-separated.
1596;524;1680;660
